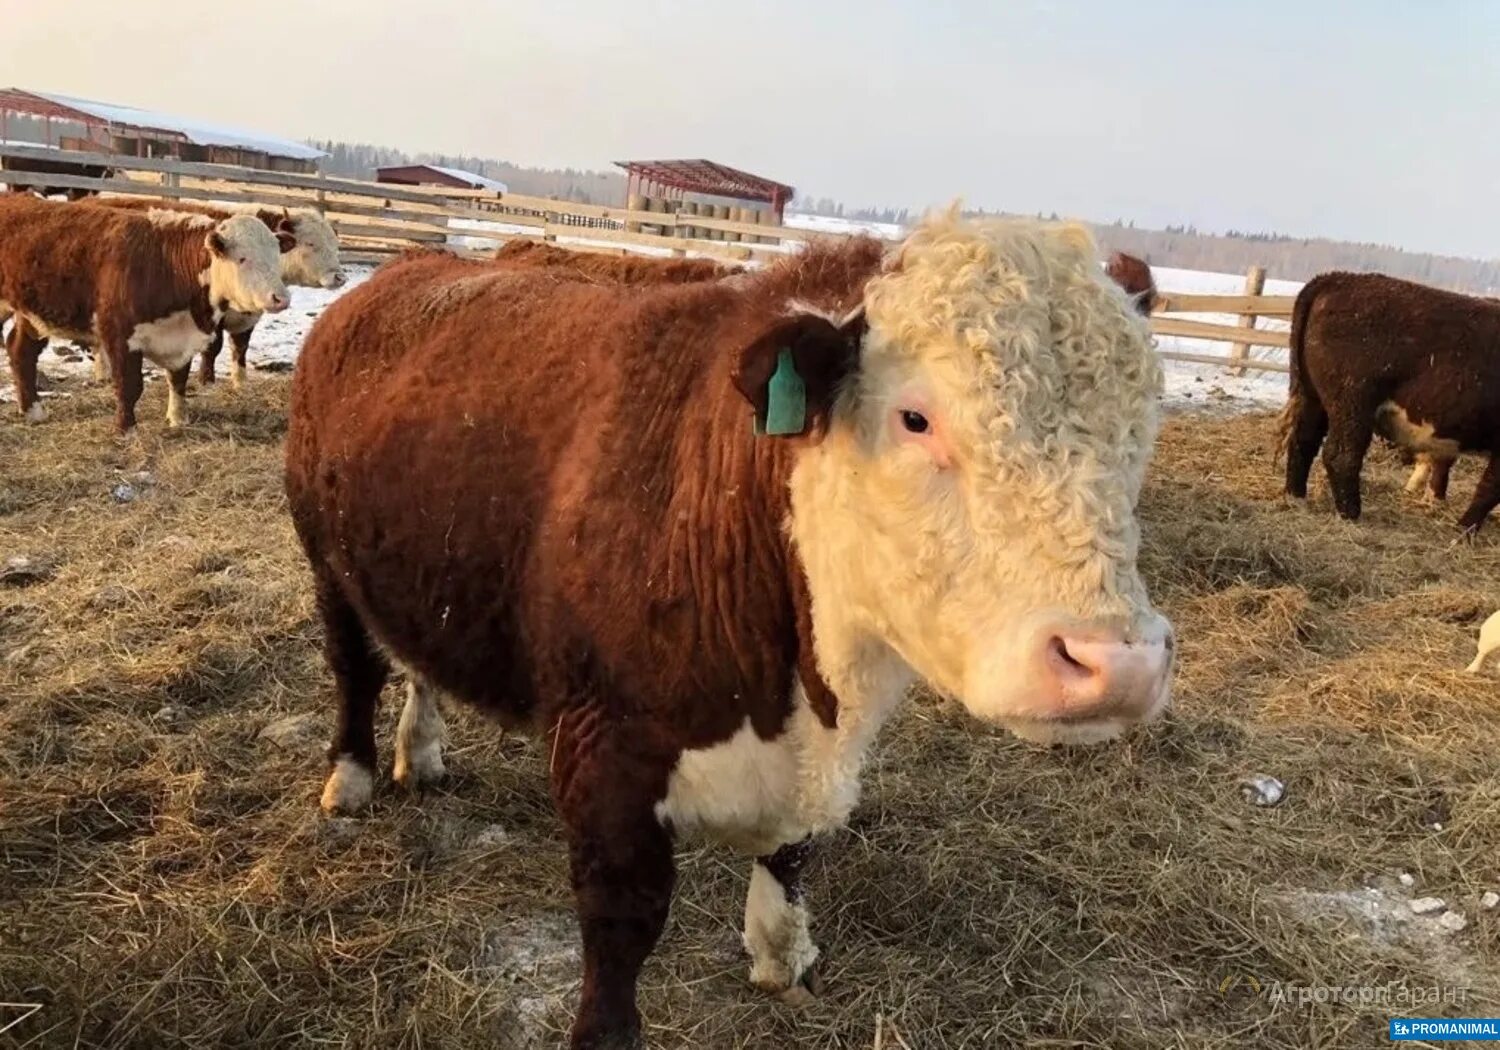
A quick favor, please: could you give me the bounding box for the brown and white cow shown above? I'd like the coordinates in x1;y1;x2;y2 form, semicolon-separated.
1105;250;1157;316
81;198;345;388
0;194;291;431
286;215;1174;1049
1283;272;1500;534
490;237;739;284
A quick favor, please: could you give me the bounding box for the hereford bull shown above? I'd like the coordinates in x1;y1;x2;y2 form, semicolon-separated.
81;198;345;388
0;194;291;430
1105;250;1157;316
286;215;1174;1049
1282;271;1500;534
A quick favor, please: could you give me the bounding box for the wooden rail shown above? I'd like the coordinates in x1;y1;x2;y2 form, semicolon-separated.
0;143;1301;378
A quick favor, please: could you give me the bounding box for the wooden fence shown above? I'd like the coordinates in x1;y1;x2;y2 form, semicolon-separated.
0;142;1295;376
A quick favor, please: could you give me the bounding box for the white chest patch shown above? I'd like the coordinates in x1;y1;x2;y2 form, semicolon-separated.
655;681;896;856
127;310;212;370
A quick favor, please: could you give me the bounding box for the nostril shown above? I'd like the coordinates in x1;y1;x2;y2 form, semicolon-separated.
1046;636;1099;682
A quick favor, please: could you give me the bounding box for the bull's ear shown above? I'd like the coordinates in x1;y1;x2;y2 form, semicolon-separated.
206;230;228;257
275;230;297;254
731;305;865;438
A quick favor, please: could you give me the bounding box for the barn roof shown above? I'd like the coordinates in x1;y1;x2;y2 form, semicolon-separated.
614;158;794;206
0;88;326;161
375;163;509;192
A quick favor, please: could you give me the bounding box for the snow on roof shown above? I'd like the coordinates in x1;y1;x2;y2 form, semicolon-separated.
428;165;507;192
27;90;326;161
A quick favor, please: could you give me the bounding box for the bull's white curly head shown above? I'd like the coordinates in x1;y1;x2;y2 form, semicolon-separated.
748;212;1172;745
203;214;291;316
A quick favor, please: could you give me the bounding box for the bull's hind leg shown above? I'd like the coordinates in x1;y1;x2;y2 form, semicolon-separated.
1457;454;1500;536
393;674;447;790
1404;456;1433;495
1284;396;1328;500
744;839;821;1004
314;573;390;813
1321;410;1375;520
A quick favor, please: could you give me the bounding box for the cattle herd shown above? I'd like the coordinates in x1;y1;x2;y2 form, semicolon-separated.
3;191;1497;1048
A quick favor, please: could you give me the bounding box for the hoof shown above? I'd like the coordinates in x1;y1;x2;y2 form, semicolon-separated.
393;742;446;791
23;402;46;423
321;756;374;813
754;965;823;1006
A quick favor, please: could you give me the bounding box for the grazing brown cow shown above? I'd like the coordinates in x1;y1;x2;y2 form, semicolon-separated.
0;154;116;199
491;238;740;284
1283;271;1500;534
82;197;345;388
286;215;1174;1049
0;194;291;430
1105;250;1157;316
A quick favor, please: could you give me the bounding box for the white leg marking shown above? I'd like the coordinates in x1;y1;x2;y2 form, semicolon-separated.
393;677;447;789
24;402;47;423
165;382;188;428
229;360;246;392
744;861;819;1002
320;755;374;813
93;352;111;382
1405;461;1432;494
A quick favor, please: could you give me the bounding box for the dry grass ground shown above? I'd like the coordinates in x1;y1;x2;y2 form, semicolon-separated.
3;374;1499;1049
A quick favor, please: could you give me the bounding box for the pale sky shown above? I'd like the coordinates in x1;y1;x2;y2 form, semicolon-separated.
2;0;1496;258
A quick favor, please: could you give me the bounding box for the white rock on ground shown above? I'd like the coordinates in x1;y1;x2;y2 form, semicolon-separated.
1480;891;1499;910
1409;897;1447;916
1437;911;1468;932
1238;773;1285;806
1398;873;1416;888
258;713;322;751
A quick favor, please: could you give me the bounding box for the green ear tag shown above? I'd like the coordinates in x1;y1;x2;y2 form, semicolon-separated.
759;347;807;436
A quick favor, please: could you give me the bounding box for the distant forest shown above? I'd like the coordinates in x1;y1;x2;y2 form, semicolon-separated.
311;139;1499;292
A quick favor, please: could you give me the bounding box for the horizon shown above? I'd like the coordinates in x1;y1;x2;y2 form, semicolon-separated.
2;0;1495;260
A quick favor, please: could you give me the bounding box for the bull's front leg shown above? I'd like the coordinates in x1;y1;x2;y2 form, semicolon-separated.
106;338;143;435
165;363;191;428
745;837;821;1003
551;710;676;1050
5;317;47;422
198;328;224;386
228;327;254;391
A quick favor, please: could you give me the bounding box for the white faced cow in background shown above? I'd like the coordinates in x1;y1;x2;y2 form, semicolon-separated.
0;193;290;430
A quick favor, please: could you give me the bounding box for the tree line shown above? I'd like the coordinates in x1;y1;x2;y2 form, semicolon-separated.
308;139;1498;293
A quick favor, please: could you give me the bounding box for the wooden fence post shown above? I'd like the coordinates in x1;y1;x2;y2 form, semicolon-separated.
1229;265;1266;376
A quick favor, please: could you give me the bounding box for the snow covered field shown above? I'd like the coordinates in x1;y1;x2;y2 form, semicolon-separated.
2;223;1299;417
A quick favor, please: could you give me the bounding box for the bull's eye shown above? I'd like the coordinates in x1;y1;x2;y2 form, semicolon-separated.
900;409;930;434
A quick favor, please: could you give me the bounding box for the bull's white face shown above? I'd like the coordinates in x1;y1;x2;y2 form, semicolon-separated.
279;210;346;289
204;215;290;315
791;217;1172;746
